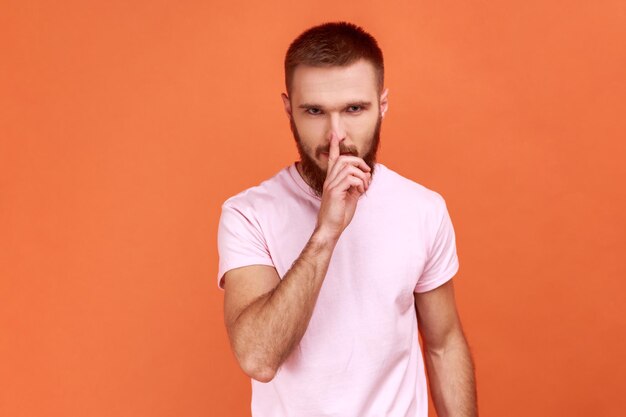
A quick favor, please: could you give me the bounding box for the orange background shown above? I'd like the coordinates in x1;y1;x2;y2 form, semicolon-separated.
1;1;625;416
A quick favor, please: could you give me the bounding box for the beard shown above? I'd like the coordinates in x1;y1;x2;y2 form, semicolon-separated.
289;114;382;198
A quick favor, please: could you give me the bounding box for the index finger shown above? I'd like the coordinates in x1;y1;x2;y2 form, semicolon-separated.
327;135;340;173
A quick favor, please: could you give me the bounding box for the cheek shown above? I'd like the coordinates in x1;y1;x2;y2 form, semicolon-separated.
294;116;326;141
345;115;377;139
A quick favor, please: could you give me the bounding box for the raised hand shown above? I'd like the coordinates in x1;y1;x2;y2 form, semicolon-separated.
314;135;372;241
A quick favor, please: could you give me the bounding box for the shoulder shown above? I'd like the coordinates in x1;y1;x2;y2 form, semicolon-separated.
221;165;291;214
376;163;447;214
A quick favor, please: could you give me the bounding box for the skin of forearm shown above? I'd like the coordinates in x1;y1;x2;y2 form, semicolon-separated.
231;228;338;381
424;332;478;417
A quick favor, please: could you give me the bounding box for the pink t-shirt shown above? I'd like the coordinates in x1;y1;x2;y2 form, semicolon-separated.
216;161;459;417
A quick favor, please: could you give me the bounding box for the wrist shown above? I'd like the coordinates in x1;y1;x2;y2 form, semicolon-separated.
311;227;339;247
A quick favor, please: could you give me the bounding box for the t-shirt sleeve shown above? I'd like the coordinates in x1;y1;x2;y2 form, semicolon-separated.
414;194;460;293
216;202;275;291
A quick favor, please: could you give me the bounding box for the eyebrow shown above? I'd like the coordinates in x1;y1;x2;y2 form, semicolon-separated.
298;101;372;111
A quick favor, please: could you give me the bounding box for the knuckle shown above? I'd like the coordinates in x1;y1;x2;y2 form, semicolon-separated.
347;165;366;178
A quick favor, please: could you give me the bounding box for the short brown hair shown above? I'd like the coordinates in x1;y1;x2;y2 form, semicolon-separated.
284;21;384;96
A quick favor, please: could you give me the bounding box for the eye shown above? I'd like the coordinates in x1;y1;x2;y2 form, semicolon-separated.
306;108;322;115
347;105;362;113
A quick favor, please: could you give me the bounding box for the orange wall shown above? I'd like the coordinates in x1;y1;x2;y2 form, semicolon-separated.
1;1;625;416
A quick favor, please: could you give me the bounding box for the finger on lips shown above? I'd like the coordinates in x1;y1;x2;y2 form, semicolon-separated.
326;136;371;192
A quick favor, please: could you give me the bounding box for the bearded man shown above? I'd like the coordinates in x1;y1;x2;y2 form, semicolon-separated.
216;21;478;417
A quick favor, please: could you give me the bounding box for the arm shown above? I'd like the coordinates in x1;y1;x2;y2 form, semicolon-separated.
225;228;338;383
224;134;371;382
414;278;478;417
223;137;371;383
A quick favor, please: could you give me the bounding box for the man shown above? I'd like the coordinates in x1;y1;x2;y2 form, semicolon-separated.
216;21;478;417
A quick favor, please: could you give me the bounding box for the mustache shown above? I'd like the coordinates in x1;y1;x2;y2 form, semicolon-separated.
320;147;356;155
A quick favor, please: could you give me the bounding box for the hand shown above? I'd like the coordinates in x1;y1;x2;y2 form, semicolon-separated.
315;135;371;241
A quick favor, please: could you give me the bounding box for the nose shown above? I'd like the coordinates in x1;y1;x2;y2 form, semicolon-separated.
327;112;347;143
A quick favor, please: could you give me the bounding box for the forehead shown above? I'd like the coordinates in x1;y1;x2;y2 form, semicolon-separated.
290;59;378;106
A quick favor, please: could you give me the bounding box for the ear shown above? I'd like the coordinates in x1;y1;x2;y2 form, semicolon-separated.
379;88;389;118
281;93;292;118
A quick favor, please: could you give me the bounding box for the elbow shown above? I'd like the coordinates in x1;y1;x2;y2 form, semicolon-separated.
233;344;277;383
240;356;277;383
229;321;279;382
425;330;468;358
